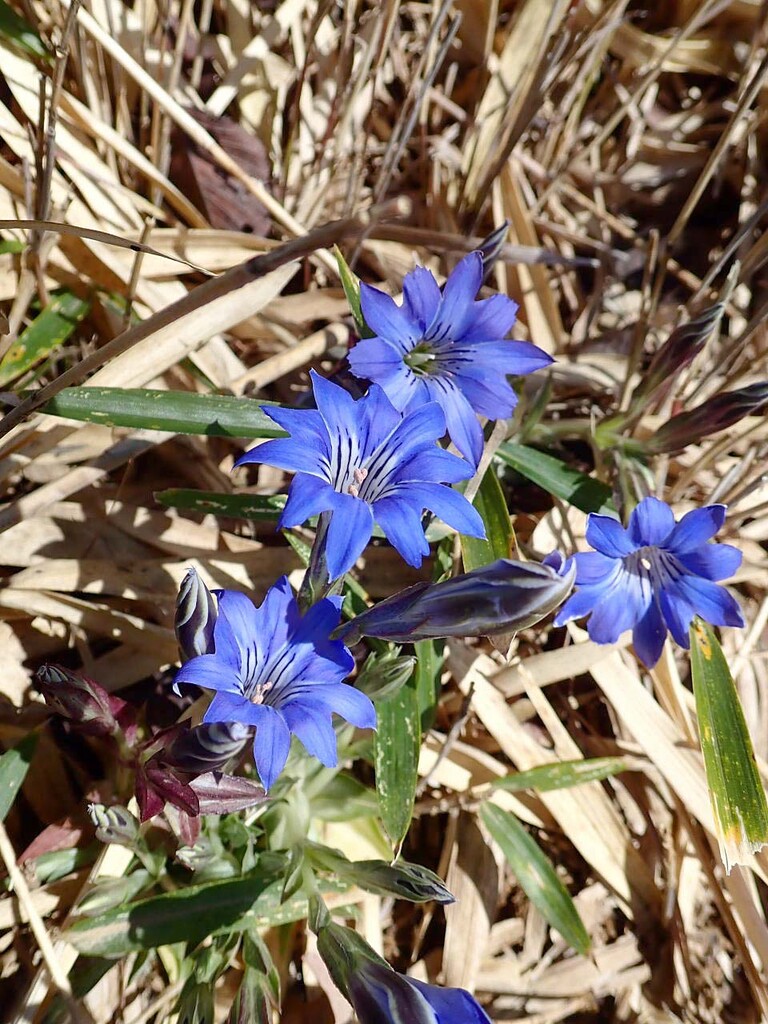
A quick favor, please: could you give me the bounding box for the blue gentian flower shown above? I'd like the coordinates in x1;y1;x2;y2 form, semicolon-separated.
235;371;485;579
174;578;375;790
348;960;492;1024
553;497;744;667
347;252;553;465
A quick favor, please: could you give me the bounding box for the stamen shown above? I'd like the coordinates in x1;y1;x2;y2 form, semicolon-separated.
251;680;274;705
348;484;359;497
640;557;652;570
353;467;368;484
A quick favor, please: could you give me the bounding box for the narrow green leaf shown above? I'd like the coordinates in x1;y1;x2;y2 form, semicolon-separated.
155;489;286;521
333;245;373;337
40;387;285;438
375;676;420;856
414;638;442;734
0;733;37;821
491;756;628;792
480;802;590;955
496;442;614;515
0;1;48;58
310;774;379;822
690;618;768;872
461;467;514;572
0;293;89;386
0;238;24;255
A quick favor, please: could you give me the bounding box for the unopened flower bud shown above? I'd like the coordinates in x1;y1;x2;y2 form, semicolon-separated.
478;221;509;281
87;803;139;845
161;721;251;774
354;649;416;700
647;382;768;453
335;558;575;645
633;304;723;405
175;568;217;662
35;664;129;737
345;859;455;904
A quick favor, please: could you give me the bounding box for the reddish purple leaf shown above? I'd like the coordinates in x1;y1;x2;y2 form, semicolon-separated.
189;772;267;814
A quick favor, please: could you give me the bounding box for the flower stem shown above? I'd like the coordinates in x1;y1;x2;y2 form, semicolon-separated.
298;512;344;610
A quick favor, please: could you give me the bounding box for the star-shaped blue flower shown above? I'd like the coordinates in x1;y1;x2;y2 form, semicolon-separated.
553;497;744;667
174;578;375;790
235;371;485;580
347;252;553;466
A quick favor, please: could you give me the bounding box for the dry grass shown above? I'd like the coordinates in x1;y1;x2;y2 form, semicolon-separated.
1;0;768;1021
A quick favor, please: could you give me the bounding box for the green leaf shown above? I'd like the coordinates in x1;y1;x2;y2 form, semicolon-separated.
461;467;514;571
496;442;614;515
310;773;379;822
491;756;628;792
333;245;373;338
0;733;37;821
66;869;287;957
155;489;286;521
0;293;90;387
414;638;442;734
39;386;286;438
480;802;590;955
0;1;48;58
690;618;768;872
375;676;421;857
0;238;24;255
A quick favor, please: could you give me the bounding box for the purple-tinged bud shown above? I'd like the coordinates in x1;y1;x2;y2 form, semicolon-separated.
355;649;416;700
87;803;139;846
633;304;723;405
647;382;768;454
175;568;217;662
478;221;509;281
161;721;251;774
135;760;199;821
335;558;575;645
35;664;134;739
317;923;491;1024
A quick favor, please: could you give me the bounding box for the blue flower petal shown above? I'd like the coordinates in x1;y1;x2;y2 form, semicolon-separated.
310;370;367;452
585;571;650;644
253;576;297;656
371;496;431;567
238;435;327;477
553;586;604;626
424;377;484;466
295;683;376;730
174;653;240;695
572;551;620;585
668;575;744;630
360;283;420;348
213;591;260;671
665;504;726;553
395;481;486;539
347;336;407;386
632;599;667;667
250;706;292;791
454;340;553;375
324;493;374;578
450;370;518;419
675;543;742;581
658;585;695;649
407;978;492;1024
628;497;675;546
427;252;483;341
460;292;519;339
281;702;339;767
403;266;442;332
280;474;337;528
390;448;474;485
585;514;636;557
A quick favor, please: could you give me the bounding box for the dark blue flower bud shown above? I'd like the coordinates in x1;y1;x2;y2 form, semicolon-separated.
162;721;251;774
175;568;217;661
335;558;575;645
317;922;492;1023
648;382;768;453
633;304;724;405
35;664;135;739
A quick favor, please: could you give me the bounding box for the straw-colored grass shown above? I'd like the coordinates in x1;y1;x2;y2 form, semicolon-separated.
1;1;768;1021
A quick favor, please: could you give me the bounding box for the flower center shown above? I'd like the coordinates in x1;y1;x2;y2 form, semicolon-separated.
404;341;439;375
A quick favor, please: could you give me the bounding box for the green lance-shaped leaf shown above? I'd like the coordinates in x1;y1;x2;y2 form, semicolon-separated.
39;386;285;438
461;466;514;572
0;733;37;821
374;675;421;857
480;802;591;956
333;245;374;338
491;756;629;792
496;442;614;515
0;293;90;387
156;489;286;521
690;618;768;872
